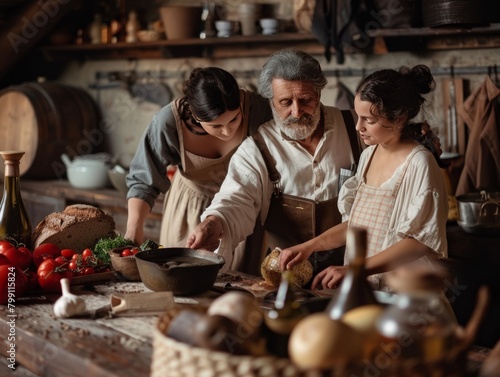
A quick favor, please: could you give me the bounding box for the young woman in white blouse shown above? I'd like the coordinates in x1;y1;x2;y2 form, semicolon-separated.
279;65;448;291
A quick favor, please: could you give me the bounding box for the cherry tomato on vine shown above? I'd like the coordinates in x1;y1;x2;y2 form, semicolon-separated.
82;267;95;275
82;249;94;259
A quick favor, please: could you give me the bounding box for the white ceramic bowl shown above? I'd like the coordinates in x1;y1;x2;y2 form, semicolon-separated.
67;162;110;189
259;18;279;35
215;20;235;37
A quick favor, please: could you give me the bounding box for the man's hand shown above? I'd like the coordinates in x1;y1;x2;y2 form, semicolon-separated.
186;215;224;251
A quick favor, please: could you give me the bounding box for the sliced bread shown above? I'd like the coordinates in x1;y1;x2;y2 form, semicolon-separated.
32;204;116;253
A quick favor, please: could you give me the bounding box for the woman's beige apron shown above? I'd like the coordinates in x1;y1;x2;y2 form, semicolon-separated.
160;96;251;253
347;146;411;291
348;146;458;324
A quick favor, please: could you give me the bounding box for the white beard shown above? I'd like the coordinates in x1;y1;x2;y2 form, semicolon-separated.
272;105;321;140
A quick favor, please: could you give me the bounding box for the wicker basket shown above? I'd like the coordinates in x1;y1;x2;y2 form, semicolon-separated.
150;308;472;377
421;0;489;27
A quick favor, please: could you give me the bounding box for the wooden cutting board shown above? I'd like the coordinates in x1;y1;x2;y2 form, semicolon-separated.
110;291;175;316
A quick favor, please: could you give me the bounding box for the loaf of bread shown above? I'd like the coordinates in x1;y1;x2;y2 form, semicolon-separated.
32;204;116;253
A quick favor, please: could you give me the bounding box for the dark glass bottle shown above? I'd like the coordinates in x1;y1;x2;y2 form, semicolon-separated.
326;226;378;320
0;151;32;249
199;1;217;39
264;270;308;357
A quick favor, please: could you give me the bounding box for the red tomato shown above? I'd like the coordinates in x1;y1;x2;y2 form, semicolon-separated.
0;240;14;254
32;243;61;267
82;248;94;258
18;247;33;268
82;267;95;275
25;270;39;292
0;265;28;305
132;248;140;255
61;249;76;259
37;259;73;292
0;254;11;266
81;249;97;266
68;261;78;271
121;249;133;257
72;253;81;261
0;245;32;270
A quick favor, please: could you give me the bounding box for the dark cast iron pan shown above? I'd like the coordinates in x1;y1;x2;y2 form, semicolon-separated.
135;248;225;295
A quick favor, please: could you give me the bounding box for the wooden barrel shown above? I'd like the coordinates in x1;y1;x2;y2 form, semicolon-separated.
0;82;101;179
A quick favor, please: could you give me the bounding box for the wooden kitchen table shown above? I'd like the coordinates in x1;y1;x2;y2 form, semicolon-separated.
0;273;493;377
0;277;224;377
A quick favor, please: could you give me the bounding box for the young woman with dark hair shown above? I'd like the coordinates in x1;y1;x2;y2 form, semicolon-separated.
280;65;448;292
125;67;272;248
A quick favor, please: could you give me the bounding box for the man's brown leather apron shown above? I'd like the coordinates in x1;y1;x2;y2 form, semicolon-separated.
265;193;344;271
251;109;359;273
252;133;345;272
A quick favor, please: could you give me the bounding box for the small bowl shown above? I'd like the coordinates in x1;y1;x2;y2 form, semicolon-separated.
109;246;141;281
215;20;236;37
137;30;161;42
135;248;225;295
259;18;279;35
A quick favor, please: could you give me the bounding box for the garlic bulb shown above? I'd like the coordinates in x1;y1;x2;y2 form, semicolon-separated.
53;278;86;318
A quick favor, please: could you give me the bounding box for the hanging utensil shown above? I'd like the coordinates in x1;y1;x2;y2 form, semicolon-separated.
448;77;458;154
442;70;465;156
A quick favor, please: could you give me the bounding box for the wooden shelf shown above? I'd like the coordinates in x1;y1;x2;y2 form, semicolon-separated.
39;24;500;61
367;24;500;37
368;24;500;51
40;32;323;60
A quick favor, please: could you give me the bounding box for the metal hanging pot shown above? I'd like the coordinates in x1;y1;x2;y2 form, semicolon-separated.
456;190;500;236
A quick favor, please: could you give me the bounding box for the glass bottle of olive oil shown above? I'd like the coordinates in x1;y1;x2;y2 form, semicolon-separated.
0;151;32;249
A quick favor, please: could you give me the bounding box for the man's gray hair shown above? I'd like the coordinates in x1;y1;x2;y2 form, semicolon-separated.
258;49;328;99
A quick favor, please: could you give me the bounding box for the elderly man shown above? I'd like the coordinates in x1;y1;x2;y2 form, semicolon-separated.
186;49;361;273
